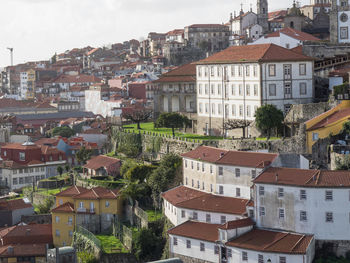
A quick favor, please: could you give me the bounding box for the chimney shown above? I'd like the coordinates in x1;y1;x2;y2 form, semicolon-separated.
220;152;225;157
275;173;278;182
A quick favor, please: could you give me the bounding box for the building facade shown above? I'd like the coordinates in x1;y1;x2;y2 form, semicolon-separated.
330;0;350;43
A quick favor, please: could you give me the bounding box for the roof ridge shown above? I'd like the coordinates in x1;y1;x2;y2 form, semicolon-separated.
91;188;99;198
304;170;320;185
290;234;306;252
263;232;289;250
315;170;321;185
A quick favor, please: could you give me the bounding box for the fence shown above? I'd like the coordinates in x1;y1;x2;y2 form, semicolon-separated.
76;225;101;250
113;220;133;250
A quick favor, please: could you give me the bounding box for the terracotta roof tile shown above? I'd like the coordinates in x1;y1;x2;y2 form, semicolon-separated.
51;202;74;213
264;27;321;42
254;167;350;187
73;187;119;200
182;146;277;167
154;63;196;83
168;221;220;242
52;74;102;84
0;244;47;257
56;186;88;197
84;155;121;171
197;44;314;64
226;229;313;254
307;107;350;131
218;218;255;230
162;186;207;205
187;24;228;28
0;199;33;212
0;224;52;245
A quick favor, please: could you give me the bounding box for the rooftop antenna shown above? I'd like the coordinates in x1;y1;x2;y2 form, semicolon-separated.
7;48;13;66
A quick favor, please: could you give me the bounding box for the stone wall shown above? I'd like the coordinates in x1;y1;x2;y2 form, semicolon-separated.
285;102;329;125
21;214;52;224
316;240;350;258
31;192;55;207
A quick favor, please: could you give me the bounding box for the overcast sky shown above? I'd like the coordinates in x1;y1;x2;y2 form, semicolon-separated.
0;0;309;67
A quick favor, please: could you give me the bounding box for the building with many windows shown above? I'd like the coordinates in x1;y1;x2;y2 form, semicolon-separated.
330;0;350;43
195;43;314;136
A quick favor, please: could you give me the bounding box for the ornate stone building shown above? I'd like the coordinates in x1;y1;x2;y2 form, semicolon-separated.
330;0;350;43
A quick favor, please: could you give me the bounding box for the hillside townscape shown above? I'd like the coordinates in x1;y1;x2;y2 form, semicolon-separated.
1;0;350;262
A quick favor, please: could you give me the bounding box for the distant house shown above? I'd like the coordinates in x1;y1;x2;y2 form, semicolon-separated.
83;155;122;178
0;198;34;227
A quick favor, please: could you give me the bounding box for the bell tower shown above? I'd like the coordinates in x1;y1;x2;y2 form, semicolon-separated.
257;0;269;33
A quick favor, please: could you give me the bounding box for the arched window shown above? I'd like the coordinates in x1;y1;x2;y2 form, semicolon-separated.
290;21;294;28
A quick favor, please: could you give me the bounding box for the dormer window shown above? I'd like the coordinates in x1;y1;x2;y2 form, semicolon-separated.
19;152;25;161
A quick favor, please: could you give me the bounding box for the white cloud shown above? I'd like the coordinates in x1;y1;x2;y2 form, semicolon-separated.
0;0;309;67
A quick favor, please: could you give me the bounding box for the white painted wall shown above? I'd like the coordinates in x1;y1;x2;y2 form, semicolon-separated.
255;183;350;240
85;90;121;117
252;33;302;49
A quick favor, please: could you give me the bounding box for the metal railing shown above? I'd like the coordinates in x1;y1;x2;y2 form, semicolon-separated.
75;225;101;249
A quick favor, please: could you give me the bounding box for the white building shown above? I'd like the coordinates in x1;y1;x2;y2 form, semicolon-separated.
330;0;350;43
162;186;251;226
196;43;314;136
168;219;315;263
254;167;350;242
252;27;321;49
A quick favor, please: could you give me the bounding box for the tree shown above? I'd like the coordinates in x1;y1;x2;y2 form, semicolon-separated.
124;164;155;182
51;53;57;64
156;113;190;137
122;108;153;130
76;146;92;164
64;164;70;173
36;198;55;214
52;126;75;138
120;159;138;177
57;166;63;176
255;105;284;138
132;228;163;261
223;119;251;138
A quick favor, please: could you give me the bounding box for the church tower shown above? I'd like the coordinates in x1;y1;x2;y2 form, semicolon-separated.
257;0;269;33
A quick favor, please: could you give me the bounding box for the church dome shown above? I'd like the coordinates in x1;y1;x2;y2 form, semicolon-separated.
287;2;302;16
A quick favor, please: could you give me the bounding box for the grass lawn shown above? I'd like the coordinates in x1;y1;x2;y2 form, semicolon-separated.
146;209;163;222
37;186;70;196
256;137;281;141
96;235;129;254
123;122;223;141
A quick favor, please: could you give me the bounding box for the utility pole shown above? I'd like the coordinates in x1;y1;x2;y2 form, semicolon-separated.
7;48;13;66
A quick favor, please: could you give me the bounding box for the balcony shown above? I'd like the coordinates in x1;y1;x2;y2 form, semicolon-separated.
77;207;86;213
284;93;292;99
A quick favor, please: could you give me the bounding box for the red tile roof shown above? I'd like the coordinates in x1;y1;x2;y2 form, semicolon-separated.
84;155;121;170
154;63;196;83
306;107;350;131
265;27;321;42
182;146;278;168
187;24;228;28
162;186;250;215
51;202;74;213
52;74;102;84
0;224;52;245
0;244;47;258
226;229;313;254
0;199;33;212
168;221;220;242
219;218;255;230
254;167;350;187
167;29;184;36
73;187;119;200
197;44;314;64
55;185;88;197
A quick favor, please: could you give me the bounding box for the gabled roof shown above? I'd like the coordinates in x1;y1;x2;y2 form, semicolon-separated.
306;107;350;131
226;229;313;254
52;74;102;84
51;202;74;213
254;167;350;188
83;155;121;170
218;218;255;230
168;221;220;242
154;63;196;83
187;24;228;29
196;44;314;64
182;146;278;168
0;199;33;212
162;186;250;215
56;185;120;200
55;186;88;197
0;224;52;245
264;27;320;42
0;244;47;258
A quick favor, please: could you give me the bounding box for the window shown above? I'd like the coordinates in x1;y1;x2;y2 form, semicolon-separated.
181;210;185;218
245;65;250;76
199;103;203;113
69;230;73;237
231;84;235;95
299;64;306;75
239;84;243;96
232;104;236;116
247;105;251;117
185;177;188;185
219;185;224;194
258;254;264;263
238;66;242;77
206;214;211;223
239;105;243;116
105;201;110;207
218;84;222;95
259;186;265;196
227;248;232;257
278;188;284;198
205;84;209;95
79;202;84;208
340;27;349;39
246;84;250;96
197;180;200;189
191;161;194;169
300;82;307;95
205;103;209;113
212;103;216;114
202;182;205;190
325;190;333;201
269;84;276;96
59;199;63;205
56;230;60;237
235;168;240;177
193;212;198;220
242;251;248;261
236;187;241;197
326;212;333;223
185;160;187;168
211;84;215;94
312;132;319;141
19;178;24;184
219;167;223;176
259;206;265;216
254;84;258;96
198;84;202;94
202;163;205;172
218;104;222;114
231;65;235;76
198;67;202;77
19;152;25;161
214;245;219;254
279;208;285;219
186;240;191;248
268;64;276;76
253;65;258;77
173;237;178;245
280;256;287;263
12;178;18;185
200;242;205;251
197;162;200;171
210;165;213;174
251;170;256;179
210;184;213;192
300;211;307;221
68;216;73;225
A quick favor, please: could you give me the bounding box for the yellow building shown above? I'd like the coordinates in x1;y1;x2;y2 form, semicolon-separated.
26;69;36;100
305;101;350;153
52;186;122;247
